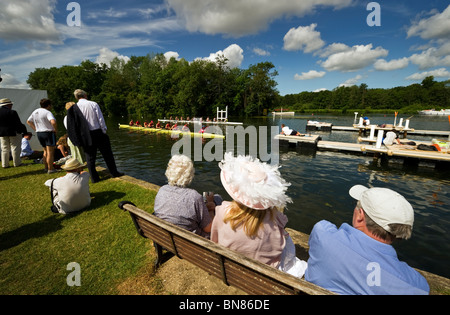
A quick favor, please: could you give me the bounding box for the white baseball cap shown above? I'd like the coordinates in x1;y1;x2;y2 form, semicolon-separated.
349;185;414;232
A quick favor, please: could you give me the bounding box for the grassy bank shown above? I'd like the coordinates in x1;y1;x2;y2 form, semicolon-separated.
0;161;158;295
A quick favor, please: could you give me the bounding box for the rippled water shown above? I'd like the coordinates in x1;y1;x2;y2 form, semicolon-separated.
101;113;450;278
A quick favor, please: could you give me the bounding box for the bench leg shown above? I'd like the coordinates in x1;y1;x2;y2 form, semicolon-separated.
154;242;163;268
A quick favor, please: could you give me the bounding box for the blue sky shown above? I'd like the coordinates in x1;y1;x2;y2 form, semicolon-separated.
0;0;449;95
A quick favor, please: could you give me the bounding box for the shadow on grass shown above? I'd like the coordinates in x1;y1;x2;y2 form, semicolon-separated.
0;216;66;252
89;190;126;210
0;190;126;252
0;168;47;181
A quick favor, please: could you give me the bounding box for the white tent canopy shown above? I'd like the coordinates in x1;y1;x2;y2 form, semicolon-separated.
0;88;48;151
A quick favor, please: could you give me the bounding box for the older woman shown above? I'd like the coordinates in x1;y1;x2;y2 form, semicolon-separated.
211;153;307;278
154;155;215;237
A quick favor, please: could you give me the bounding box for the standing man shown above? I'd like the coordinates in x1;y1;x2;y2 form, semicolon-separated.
27;99;58;173
67;89;123;183
0;98;27;168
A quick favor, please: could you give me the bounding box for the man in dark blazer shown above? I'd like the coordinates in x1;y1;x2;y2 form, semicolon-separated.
0;98;27;168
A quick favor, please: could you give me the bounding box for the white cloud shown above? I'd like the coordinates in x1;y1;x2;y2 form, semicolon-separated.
321;44;388;72
0;73;30;89
317;42;351;57
253;48;270;56
294;70;326;80
0;0;60;43
0;9;180;89
409;47;450;70
164;51;181;62
95;48;131;67
87;7;128;20
313;88;328;92
198;44;244;69
374;58;409;71
339;74;363;87
283;24;325;53
407;5;450;40
405;68;450;81
166;0;353;37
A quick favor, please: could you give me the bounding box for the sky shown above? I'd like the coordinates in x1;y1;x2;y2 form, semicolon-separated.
0;0;449;96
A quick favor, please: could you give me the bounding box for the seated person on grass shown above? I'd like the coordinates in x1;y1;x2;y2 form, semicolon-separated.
45;158;91;214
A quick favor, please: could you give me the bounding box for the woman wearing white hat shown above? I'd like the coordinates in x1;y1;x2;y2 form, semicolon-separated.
211;153;307;278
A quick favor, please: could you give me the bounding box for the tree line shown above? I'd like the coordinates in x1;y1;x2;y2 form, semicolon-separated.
27;53;449;118
280;77;450;114
27;54;278;118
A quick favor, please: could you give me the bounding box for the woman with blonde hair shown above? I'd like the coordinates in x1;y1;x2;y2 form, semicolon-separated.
211;153;307;278
63;102;84;163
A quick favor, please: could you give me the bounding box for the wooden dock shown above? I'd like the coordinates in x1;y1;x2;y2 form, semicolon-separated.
332;125;450;137
276;134;450;165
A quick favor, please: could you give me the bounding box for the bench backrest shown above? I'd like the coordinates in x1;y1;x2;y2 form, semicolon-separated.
120;202;334;295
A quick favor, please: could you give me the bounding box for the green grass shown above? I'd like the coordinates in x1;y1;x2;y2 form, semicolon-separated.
0;161;157;295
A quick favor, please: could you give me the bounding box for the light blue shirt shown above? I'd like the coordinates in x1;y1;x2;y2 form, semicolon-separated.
305;220;429;295
21;138;33;157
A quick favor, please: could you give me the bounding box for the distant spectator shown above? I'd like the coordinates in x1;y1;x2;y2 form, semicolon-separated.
27;98;58;173
63;102;84;163
280;124;304;136
383;129;401;146
0;98;27;168
21;132;42;160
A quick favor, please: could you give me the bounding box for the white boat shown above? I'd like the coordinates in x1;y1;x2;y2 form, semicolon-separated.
272;109;295;116
419;109;450;116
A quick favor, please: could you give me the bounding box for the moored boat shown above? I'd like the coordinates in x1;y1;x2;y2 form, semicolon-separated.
118;124;225;139
418;109;450;116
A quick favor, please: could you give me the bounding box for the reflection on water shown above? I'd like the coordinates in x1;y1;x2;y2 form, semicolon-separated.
103;114;450;278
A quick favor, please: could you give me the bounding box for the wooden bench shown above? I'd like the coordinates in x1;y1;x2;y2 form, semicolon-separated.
118;201;334;295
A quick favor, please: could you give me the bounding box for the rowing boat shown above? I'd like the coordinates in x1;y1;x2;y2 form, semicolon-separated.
119;124;225;139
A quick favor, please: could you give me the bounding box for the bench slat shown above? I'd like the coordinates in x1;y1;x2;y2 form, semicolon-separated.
120;202;334;295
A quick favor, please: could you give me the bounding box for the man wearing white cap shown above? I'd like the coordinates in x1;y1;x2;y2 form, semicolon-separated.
305;185;429;295
0;98;27;168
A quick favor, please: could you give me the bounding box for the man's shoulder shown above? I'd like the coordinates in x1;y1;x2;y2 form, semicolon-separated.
78;99;99;107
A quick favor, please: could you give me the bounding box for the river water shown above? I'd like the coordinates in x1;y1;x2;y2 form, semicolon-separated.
98;113;449;278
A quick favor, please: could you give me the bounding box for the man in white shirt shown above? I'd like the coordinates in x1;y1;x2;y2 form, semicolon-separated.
68;89;123;183
280;124;304;136
383;130;401;146
27;99;58;173
45;158;91;214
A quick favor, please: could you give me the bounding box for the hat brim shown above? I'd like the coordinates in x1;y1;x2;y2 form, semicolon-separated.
220;170;267;210
61;162;87;171
349;185;369;200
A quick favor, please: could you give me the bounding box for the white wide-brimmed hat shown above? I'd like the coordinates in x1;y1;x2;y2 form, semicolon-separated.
219;153;292;210
349;185;414;231
61;158;87;171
